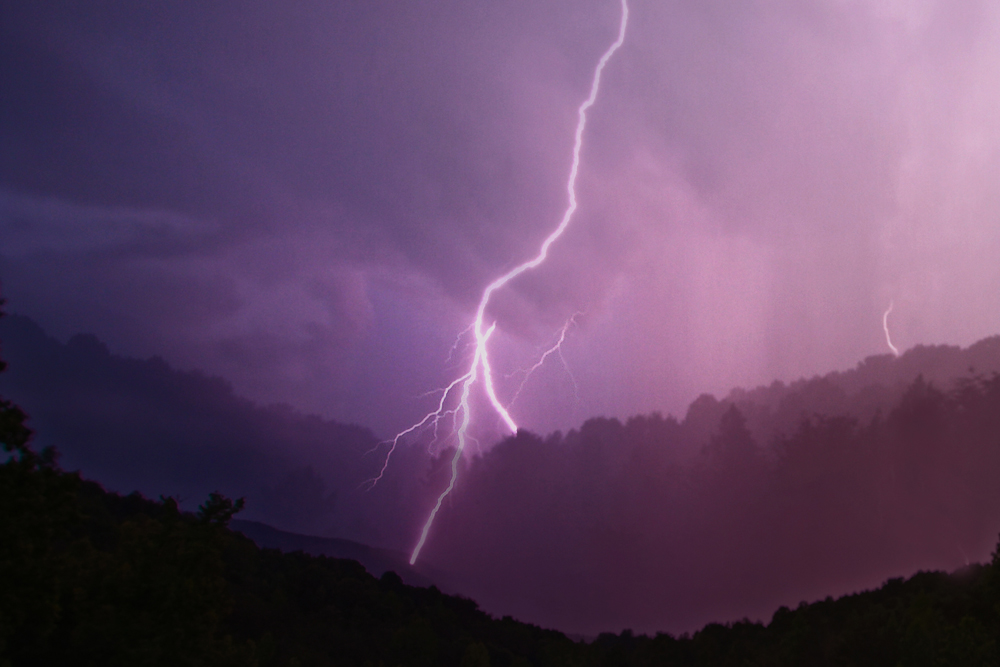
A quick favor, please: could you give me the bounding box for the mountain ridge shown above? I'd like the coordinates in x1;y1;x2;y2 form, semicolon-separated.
5;311;1000;634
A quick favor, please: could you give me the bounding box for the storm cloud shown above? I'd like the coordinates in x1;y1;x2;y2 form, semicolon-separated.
3;0;1000;439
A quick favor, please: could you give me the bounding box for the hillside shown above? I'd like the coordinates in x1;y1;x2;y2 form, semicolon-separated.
0;314;429;552
5;312;1000;634
425;372;1000;634
722;337;1000;445
3;408;999;665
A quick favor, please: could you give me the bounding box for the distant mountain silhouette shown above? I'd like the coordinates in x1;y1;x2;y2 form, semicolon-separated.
230;519;450;590
0;314;439;551
6;299;1000;663
722;338;1000;443
7;437;1000;665
6;311;1000;635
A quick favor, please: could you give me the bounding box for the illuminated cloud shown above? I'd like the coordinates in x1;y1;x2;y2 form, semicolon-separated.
2;0;999;437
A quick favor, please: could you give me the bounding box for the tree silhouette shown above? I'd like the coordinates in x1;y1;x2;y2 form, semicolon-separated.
0;299;32;458
197;491;245;527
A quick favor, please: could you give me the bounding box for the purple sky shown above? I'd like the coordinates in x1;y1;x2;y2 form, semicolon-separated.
3;0;1000;439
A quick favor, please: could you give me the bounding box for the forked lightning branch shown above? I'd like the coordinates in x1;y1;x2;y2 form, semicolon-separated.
366;0;630;565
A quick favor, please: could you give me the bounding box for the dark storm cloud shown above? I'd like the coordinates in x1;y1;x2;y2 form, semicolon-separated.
2;0;613;284
2;0;1000;435
1;0;632;433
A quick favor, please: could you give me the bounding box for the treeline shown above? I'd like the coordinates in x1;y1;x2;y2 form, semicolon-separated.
426;373;1000;634
725;336;1000;445
0;314;428;548
0;396;574;665
6;310;1000;637
3;381;1000;664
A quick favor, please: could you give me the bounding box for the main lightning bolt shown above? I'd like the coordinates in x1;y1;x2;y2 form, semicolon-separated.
883;301;900;357
386;0;629;566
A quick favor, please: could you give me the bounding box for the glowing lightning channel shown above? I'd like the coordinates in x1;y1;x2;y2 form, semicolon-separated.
406;0;629;566
883;301;900;357
365;326;476;489
362;373;469;489
506;314;582;410
409;324;494;565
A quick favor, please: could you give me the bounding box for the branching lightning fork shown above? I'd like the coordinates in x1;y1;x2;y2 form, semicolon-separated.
370;0;630;566
506;313;583;410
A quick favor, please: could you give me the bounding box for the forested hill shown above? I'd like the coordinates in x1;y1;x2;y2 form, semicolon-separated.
719;336;1000;445
0;313;432;552
3;392;1000;665
6;312;1000;637
0;437;575;665
5;312;1000;545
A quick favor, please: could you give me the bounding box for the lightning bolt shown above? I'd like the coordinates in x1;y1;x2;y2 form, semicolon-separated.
883;301;900;357
445;323;476;367
362;373;468;490
506;313;582;410
399;0;629;566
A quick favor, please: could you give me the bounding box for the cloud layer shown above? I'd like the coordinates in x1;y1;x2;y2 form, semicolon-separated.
2;0;1000;436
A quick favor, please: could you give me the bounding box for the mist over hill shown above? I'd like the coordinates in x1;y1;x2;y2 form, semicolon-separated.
0;314;430;551
3;312;1000;635
723;337;1000;445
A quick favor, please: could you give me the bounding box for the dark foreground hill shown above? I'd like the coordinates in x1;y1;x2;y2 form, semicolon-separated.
0;313;434;552
3;301;1000;663
3;397;1000;665
229;519;442;590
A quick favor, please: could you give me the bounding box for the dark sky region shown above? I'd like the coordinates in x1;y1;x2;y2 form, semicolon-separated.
3;0;1000;439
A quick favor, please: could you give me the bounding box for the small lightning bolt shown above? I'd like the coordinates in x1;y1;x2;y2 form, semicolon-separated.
362;372;469;490
506;313;582;410
397;0;629;566
883;301;900;357
445;324;476;367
